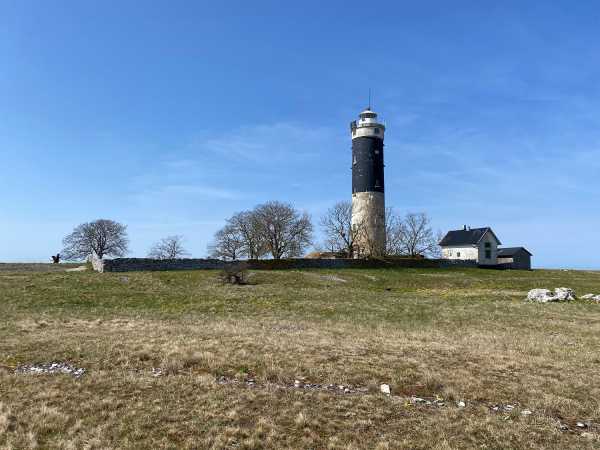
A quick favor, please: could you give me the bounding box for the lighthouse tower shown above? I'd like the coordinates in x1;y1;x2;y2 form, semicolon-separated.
350;107;386;257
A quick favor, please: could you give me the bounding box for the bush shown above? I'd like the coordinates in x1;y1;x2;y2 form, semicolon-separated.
219;262;249;285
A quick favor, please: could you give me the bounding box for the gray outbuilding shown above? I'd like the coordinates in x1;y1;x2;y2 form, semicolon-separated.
497;247;533;270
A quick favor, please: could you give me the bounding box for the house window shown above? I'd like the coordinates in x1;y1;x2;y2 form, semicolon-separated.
484;242;492;259
457;252;461;258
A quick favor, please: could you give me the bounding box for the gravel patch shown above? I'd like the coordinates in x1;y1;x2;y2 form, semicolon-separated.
14;362;86;378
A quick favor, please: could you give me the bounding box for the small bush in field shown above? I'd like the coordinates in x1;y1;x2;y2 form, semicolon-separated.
219;262;249;285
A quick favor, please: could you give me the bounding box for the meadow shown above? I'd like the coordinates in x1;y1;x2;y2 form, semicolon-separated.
1;265;600;449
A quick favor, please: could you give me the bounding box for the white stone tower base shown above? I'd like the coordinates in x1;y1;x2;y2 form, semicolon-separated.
351;191;386;257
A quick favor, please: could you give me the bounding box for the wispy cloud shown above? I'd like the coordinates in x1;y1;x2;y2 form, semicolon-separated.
189;122;344;164
160;184;242;200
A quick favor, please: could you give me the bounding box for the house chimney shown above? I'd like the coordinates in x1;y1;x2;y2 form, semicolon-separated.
463;225;467;231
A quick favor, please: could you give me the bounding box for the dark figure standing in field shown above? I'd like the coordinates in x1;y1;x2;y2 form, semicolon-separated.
51;254;60;264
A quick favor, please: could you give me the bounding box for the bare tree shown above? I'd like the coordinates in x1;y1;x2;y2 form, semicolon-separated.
148;235;190;259
388;212;440;257
62;219;129;260
228;211;267;259
208;224;245;261
253;201;313;259
385;208;403;256
319;201;357;257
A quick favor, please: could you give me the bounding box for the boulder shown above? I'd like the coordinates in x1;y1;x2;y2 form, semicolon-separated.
527;289;556;303
526;288;576;303
555;287;576;301
581;294;596;299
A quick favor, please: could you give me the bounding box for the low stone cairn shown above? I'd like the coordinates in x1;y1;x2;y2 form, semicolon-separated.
527;288;600;303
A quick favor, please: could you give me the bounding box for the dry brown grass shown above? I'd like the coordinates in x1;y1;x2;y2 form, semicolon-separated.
1;267;600;448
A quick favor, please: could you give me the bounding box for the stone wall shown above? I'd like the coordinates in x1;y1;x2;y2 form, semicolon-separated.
93;257;443;273
438;259;479;268
99;258;226;272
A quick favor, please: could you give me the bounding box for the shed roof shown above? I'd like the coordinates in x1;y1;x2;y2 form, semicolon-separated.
497;247;532;257
439;227;501;246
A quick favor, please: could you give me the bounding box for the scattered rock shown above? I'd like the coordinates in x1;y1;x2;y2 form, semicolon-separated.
521;409;532;416
457;400;466;408
577;421;587;429
380;384;391;395
15;362;85;378
527;288;575;302
581;432;596;440
581;294;595;299
527;289;555;302
320;275;347;283
151;368;163;377
555;287;576;301
66;265;87;272
560;424;569;431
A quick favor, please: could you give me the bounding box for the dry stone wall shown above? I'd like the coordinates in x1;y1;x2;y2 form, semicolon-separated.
94;257;445;272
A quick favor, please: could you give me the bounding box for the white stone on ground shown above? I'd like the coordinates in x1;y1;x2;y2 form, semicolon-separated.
15;362;85;378
555;287;576;301
526;288;576;302
380;384;391;395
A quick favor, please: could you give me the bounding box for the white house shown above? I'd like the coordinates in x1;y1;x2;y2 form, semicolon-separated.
439;226;501;266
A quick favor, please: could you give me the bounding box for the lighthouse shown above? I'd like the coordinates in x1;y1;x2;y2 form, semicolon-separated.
350;107;386;257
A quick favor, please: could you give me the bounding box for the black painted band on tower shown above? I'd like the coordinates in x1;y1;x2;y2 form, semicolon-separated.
352;136;385;194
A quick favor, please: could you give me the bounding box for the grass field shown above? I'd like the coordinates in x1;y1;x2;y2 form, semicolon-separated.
1;265;600;449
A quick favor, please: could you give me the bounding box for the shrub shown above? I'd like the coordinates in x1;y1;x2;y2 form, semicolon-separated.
219;262;249;285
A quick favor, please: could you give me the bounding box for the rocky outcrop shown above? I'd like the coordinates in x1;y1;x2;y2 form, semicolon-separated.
527;288;576;303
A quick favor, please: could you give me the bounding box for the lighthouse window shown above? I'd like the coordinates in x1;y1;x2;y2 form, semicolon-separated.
374;128;380;134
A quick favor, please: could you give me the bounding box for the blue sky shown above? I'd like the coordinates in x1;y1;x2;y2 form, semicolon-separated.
1;1;599;268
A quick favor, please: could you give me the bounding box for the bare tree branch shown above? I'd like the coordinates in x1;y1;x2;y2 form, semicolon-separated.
387;212;440;257
147;235;190;259
319;201;357;257
227;211;267;259
208;224;245;261
253;201;313;259
62;219;129;260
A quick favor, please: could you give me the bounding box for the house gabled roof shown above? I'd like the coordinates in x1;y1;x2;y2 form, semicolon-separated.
439;227;502;246
497;247;532;257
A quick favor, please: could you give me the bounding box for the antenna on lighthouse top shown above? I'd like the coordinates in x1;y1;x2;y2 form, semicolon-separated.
368;88;372;110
